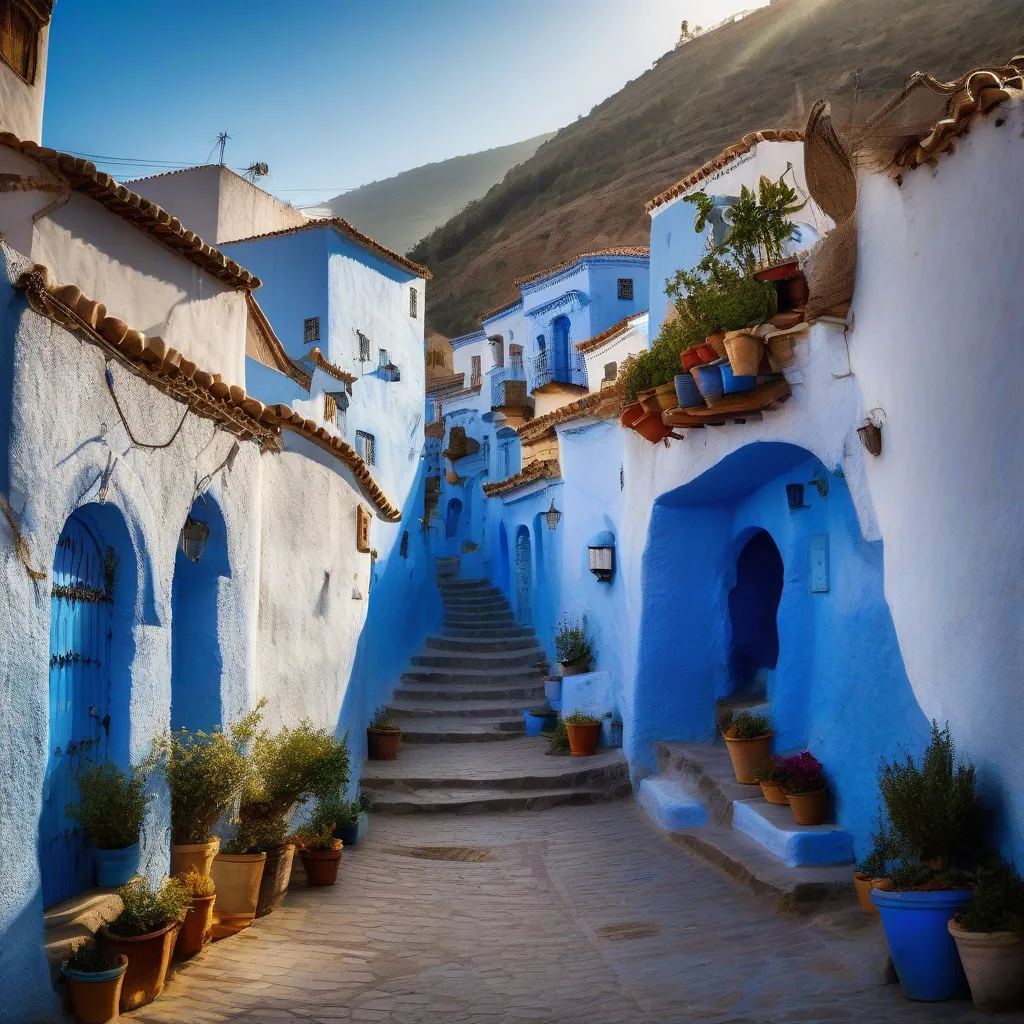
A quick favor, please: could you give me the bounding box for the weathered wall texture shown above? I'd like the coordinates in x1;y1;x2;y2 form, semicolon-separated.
0;21;49;143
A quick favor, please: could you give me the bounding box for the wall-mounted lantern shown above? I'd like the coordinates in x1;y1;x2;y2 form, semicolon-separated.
786;483;807;512
545;500;562;531
808;468;830;499
588;531;616;584
180;515;210;562
857;421;883;457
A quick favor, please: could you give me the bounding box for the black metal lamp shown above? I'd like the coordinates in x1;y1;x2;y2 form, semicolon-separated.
545;500;562;531
588;531;615;583
180;515;210;562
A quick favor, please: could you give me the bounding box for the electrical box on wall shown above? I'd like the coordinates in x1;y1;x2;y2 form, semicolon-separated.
811;534;829;593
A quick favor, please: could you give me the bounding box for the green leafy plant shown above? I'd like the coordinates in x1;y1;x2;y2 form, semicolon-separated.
857;813;895;879
66;761;150;850
751;755;790;786
292;797;345;852
154;702;264;846
108;875;191;937
878;722;983;887
225;723;350;855
63;939;121;974
779;751;825;794
331;799;365;829
955;859;1024;933
563;710;601;726
178;867;215;900
370;706;400;732
721;710;771;740
549;719;570;752
554;615;592;665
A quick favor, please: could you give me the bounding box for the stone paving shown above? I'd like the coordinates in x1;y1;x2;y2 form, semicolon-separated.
130;800;997;1024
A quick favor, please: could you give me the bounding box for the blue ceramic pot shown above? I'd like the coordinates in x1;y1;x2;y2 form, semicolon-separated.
871;888;973;1001
694;361;725;403
62;955;128;985
334;821;359;847
524;710;546;737
94;843;140;888
720;363;756;394
674;373;705;409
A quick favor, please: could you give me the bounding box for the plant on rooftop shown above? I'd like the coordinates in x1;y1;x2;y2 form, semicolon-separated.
554;614;592;673
368;705;402;761
720;711;773;786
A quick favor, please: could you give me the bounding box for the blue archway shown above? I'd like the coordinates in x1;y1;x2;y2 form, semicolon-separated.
171;495;230;734
445;498;463;541
552;316;571;378
728;530;783;697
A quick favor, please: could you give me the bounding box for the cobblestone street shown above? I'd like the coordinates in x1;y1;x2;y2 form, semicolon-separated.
130;801;993;1024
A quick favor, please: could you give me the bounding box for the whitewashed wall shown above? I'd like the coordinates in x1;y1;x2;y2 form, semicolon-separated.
0;20;49;142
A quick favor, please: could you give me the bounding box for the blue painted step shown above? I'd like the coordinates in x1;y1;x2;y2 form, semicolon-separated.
637;778;708;831
731;800;854;868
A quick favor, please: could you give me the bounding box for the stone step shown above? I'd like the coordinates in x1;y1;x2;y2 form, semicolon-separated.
667;822;856;916
438;579;493;592
411;649;547;670
388;699;537;719
637;778;708;831
371;786;623;814
393;682;546;702
443;613;517;627
441;591;507;603
43;888;122;980
401;668;546;686
440;625;536;639
424;636;540;653
398;715;526;743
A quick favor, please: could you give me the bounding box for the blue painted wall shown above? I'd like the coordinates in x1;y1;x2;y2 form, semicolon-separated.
648;200;706;341
633;443;932;856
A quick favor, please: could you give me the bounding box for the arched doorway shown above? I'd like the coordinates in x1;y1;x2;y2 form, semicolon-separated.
496;520;511;596
728;530;784;698
445;498;463;541
552;316;571;379
171;496;230;734
514;526;532;625
41;504;136;907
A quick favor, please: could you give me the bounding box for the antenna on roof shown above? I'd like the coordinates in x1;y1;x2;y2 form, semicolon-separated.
243;162;270;183
216;132;231;165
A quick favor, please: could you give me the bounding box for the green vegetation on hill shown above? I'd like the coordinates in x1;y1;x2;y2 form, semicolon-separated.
411;0;1024;337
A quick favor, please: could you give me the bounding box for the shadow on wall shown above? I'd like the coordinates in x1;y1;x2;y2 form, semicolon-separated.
171;494;230;733
337;454;443;787
632;441;933;855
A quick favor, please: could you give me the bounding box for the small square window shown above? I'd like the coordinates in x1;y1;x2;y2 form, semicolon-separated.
617;278;634;301
357;331;371;362
323;394;336;422
378;348;388;368
303;317;320;344
409;287;418;319
0;2;40;84
470;355;482;385
603;361;618;381
355;430;375;466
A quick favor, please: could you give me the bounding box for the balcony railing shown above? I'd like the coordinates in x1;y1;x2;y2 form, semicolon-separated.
490;361;530;409
528;350;588;392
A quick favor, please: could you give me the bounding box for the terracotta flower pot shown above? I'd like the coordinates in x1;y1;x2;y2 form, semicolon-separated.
855;872;878;915
723;330;763;377
170;838;219;878
680;347;704;371
62;954;127;1024
637;387;674;415
300;848;343;887
175;893;215;959
755;257;800;283
759;781;789;806
565;722;602;757
948;920;1024;1012
723;732;772;784
210;852;266;939
632;412;671;444
620;401;644;429
787;788;828;825
367;727;401;760
558;656;591;677
256;843;296;918
101;921;181;1012
705;332;727;359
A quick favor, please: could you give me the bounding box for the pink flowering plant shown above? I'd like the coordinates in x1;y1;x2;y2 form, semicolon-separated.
780;751;825;794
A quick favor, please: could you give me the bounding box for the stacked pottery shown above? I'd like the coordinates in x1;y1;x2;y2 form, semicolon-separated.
674;373;705;410
692;359;727;405
720;362;756;395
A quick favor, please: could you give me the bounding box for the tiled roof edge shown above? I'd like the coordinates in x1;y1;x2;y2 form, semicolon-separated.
575;311;648;354
482;458;561;498
514;248;650;289
516;393;604;444
310;347;357;386
478;297;524;326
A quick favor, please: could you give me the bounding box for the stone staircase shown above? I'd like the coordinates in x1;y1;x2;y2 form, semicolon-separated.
638;742;856;914
363;577;630;813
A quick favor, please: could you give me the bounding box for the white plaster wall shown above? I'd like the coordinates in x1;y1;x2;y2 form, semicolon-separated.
581;314;650;390
127;165;308;246
0;20;49;142
851;97;1024;860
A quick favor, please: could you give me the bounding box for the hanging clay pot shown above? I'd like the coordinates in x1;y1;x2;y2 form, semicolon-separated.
680;347;705;371
633;412;671;444
674;374;705;410
692;361;725;405
705;332;728;359
723;331;763;377
620;401;644;430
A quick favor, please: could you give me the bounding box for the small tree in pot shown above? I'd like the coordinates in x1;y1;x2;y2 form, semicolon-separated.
100;875;191;1012
554;615;593;676
66;760;150;888
367;706;402;760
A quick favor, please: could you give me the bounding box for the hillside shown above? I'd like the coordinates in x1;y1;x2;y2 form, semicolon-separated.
303;134;554;254
413;0;1024;337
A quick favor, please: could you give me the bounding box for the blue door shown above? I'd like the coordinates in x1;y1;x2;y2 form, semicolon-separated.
515;528;532;625
41;514;112;907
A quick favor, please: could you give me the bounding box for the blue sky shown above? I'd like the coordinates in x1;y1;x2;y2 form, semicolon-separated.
43;0;757;205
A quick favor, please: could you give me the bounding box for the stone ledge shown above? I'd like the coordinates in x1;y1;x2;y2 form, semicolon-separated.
638;778;708;831
731;799;854;867
43;887;123;978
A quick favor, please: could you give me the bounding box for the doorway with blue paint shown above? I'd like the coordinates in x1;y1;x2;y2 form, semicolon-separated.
171;495;230;734
728;530;784;699
41;503;137;907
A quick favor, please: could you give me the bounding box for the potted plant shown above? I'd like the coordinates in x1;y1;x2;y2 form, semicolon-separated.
720;711;772;785
293;799;345;887
174;868;216;960
156;702;264;878
100;875;191;1011
870;723;982;1002
548;719;570;755
949;858;1024;1011
854;815;895;915
554;615;592;676
780;751;829;825
524;706;553;737
61;941;128;1024
563;711;602;757
333;794;371;847
224;722;350;919
367;706;402;760
750;755;790;806
66;760;150;888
